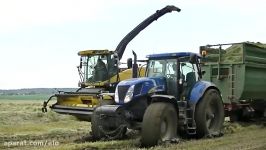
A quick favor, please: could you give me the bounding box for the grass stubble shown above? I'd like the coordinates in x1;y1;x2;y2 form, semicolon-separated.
0;100;266;150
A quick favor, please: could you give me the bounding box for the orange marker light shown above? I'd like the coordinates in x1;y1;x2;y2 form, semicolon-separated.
201;50;207;57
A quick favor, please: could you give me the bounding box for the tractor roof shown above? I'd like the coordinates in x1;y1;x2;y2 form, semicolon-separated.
146;52;200;59
78;49;114;56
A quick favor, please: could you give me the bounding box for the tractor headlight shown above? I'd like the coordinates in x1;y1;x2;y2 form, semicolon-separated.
124;85;135;103
115;87;119;103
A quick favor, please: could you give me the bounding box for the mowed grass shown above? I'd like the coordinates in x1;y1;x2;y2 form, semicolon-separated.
0;100;266;150
0;94;51;100
42;123;266;150
0;100;90;149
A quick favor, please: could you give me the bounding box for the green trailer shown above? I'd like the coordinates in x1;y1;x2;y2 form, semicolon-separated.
200;42;266;120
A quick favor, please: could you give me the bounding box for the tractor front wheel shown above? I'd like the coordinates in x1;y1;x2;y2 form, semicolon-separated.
141;102;177;147
91;110;127;140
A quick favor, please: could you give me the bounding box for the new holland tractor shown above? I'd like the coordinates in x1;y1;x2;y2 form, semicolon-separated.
91;52;224;146
92;42;266;147
42;5;181;121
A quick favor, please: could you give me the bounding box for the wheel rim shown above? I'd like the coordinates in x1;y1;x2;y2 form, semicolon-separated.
206;108;215;129
206;100;219;131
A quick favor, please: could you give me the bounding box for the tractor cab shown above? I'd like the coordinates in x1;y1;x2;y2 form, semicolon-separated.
145;52;201;100
113;52;202;105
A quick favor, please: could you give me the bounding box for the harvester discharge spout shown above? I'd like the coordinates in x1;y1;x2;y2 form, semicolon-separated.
115;5;181;60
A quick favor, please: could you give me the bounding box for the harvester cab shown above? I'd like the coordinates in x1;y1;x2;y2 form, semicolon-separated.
77;50;120;89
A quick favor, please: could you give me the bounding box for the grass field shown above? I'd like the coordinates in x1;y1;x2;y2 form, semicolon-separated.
0;94;50;100
0;100;266;150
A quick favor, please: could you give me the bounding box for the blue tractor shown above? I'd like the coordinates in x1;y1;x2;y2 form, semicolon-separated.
91;52;224;146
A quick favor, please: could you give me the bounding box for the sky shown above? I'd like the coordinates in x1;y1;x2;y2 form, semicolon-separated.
0;0;265;89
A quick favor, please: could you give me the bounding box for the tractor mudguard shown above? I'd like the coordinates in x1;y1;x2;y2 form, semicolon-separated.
149;94;178;111
150;94;176;104
94;105;123;117
188;81;220;105
151;94;175;100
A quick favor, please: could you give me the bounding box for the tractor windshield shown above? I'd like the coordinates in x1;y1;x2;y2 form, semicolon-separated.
146;57;199;97
147;59;177;78
147;58;177;96
79;54;118;85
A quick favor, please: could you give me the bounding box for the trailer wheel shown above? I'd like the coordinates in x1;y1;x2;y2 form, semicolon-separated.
195;89;224;138
141;102;177;147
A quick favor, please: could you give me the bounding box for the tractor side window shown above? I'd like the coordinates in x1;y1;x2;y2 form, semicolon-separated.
166;61;177;76
180;62;198;92
165;60;178;96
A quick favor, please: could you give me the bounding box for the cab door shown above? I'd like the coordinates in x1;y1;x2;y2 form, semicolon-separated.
180;61;199;99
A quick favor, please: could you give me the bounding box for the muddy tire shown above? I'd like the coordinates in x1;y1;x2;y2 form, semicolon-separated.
195;89;224;138
91;109;127;140
141;102;177;147
91;112;104;140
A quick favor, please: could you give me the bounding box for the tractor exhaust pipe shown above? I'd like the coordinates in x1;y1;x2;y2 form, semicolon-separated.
132;50;138;78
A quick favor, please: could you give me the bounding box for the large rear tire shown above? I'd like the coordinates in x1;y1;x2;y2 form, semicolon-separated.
195;89;224;138
141;102;177;147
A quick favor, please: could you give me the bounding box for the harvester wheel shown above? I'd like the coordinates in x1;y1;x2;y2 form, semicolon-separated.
141;102;177;147
195;89;224;138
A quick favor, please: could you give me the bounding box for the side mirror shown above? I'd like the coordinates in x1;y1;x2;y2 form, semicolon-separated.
112;52;119;67
189;54;197;64
113;59;118;66
127;58;132;69
201;70;206;76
